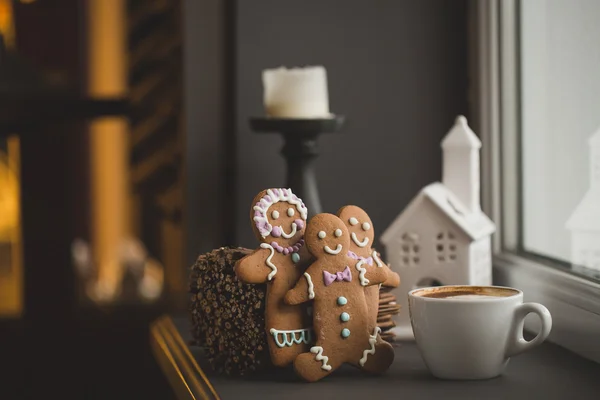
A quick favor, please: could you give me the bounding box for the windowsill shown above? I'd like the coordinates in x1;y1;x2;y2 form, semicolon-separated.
493;252;600;364
516;250;600;283
154;315;600;399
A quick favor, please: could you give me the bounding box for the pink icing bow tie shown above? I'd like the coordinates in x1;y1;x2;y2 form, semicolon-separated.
323;266;352;286
347;250;373;266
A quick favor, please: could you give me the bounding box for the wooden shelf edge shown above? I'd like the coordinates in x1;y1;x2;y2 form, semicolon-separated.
150;315;220;400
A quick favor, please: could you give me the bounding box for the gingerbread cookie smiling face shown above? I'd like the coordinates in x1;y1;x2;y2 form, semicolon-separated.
285;213;395;382
307;216;350;259
235;188;313;367
339;206;375;258
253;189;307;252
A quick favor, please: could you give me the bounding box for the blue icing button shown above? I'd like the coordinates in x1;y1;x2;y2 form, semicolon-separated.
341;328;351;338
340;312;350;322
337;296;347;306
291;253;300;263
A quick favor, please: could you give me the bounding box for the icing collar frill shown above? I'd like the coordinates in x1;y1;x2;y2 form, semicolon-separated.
270;238;305;255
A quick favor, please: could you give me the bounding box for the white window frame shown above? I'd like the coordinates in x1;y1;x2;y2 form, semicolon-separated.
473;0;600;363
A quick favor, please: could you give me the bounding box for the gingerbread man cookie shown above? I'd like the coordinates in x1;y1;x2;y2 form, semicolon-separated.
234;188;313;367
337;206;400;338
285;213;395;382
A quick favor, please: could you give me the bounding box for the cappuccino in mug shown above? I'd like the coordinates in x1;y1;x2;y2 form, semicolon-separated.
430;293;502;300
416;286;514;299
409;285;552;380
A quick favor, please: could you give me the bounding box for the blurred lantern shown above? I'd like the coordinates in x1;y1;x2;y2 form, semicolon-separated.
0;31;146;319
0;34;127;133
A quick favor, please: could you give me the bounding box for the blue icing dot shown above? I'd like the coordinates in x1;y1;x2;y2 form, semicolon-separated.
340;312;350;322
291;253;300;263
341;328;351;338
337;296;347;306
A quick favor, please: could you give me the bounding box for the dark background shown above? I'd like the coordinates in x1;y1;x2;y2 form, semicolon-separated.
185;0;469;264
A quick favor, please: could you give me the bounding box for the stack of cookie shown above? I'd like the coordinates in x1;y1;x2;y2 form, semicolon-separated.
378;287;402;342
189;188;403;382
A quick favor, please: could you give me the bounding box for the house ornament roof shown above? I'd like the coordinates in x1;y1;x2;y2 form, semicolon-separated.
441;115;482;149
381;182;496;245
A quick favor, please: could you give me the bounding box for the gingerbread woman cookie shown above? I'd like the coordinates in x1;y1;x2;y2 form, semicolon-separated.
285;213;395;382
234;188;313;367
337;205;400;338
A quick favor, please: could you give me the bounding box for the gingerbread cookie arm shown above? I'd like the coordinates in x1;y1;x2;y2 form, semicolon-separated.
354;257;388;287
284;269;316;305
372;250;400;288
355;256;388;287
382;268;400;288
234;247;273;284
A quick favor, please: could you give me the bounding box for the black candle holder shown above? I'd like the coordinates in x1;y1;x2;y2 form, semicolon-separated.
250;115;345;217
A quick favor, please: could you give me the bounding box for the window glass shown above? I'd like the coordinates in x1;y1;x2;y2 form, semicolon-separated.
521;0;600;271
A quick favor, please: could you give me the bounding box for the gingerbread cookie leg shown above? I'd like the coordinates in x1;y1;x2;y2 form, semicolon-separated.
268;325;313;367
294;345;342;382
358;327;395;374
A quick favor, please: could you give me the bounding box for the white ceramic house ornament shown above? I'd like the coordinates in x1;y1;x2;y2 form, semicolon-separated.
381;116;496;340
566;127;600;271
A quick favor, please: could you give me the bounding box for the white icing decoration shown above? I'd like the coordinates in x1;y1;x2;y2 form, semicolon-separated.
349;217;359;226
271;210;279;219
253;188;308;238
280;222;298;239
270;328;312;348
304;272;315;299
260;243;278;281
355;259;369;286
359;327;381;366
362;222;371;231
334;229;342;237
318;231;326;239
351;232;369;248
287;208;295;217
311;346;332;371
372;250;383;267
324;244;342;255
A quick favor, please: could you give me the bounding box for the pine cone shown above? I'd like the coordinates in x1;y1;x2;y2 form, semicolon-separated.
189;247;272;376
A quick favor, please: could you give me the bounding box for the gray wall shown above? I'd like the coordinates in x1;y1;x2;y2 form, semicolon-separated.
235;0;469;249
183;0;231;265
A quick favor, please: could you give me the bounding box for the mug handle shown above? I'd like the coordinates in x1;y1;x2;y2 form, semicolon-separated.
506;302;552;357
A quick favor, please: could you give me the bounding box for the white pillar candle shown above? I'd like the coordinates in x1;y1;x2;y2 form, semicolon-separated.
262;66;331;118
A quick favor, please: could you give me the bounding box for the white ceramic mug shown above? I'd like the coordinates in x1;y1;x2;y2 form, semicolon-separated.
408;285;552;380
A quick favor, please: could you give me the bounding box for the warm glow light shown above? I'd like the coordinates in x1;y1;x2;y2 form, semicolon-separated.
0;0;15;46
0;155;18;236
87;0;129;301
0;137;23;317
0;0;22;318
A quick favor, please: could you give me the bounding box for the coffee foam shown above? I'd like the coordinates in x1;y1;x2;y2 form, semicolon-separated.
413;286;518;299
438;294;496;300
